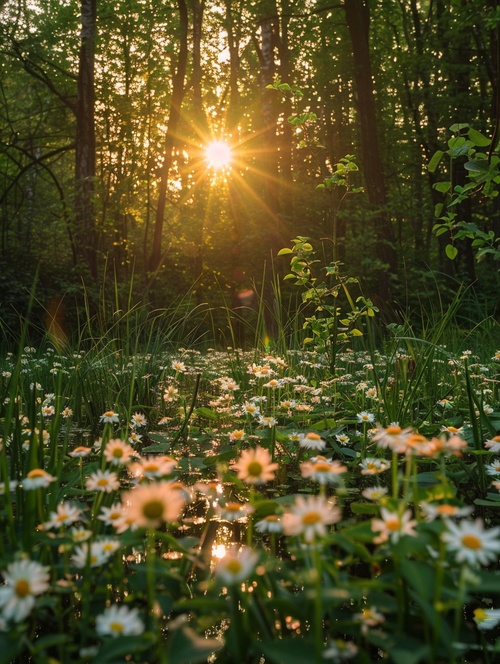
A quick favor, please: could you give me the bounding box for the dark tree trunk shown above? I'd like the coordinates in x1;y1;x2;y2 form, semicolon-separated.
344;0;397;296
190;0;206;128
149;0;189;273
75;0;98;279
224;0;241;131
256;5;282;253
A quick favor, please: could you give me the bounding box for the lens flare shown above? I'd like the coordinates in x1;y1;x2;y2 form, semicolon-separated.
205;141;232;170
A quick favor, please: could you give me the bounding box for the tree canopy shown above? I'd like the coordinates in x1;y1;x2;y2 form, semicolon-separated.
0;0;499;335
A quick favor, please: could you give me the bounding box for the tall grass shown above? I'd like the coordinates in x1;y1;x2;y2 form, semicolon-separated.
0;266;500;663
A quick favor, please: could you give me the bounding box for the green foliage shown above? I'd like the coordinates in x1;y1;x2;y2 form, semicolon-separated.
278;236;378;370
430;124;500;266
316;155;364;195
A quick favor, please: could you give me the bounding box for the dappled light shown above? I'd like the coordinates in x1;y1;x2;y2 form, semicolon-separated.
0;0;499;662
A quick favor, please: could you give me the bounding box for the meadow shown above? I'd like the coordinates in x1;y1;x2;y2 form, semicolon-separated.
1;271;500;664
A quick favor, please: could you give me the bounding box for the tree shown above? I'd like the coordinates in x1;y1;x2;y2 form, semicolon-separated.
75;0;98;279
149;0;189;274
344;0;397;297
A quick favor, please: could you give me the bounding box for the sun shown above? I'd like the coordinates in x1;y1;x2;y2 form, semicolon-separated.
205;141;232;170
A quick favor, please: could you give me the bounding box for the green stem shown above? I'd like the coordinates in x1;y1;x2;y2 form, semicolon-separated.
391;452;399;499
311;546;323;663
147;529;167;664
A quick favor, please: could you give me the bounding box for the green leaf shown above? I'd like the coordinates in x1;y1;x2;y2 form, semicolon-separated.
433;181;451;193
445;244;458;260
194;407;220;421
92;635;155;663
464;159;490;173
428;150;444;172
449;122;469;132
277;247;293;255
260;639;317;664
447;136;466;150
468;128;491;147
32;633;73;653
474;498;500;507
400;559;435;601
167;625;222;664
350;501;379;515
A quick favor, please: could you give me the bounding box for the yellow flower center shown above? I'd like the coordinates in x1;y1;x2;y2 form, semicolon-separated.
474;608;487;622
385;518;401;531
225;502;242;513
104;411;115;418
462;534;481;550
110;621;124;634
112;448;124;458
247;461;263;477
142;499;164;520
15;579;30;597
225;559;242;574
302;511;321;525
27;469;46;478
436;505;457;516
315;463;331;473
97;478;109;487
386;425;402;435
305;432;321;440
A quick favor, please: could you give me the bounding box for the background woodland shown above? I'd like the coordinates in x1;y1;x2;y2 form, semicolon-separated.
0;0;499;340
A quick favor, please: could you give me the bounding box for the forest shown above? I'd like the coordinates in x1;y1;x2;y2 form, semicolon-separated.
2;3;500;663
1;0;499;344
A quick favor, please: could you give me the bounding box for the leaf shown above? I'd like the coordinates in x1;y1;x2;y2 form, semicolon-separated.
433;181;451;193
468;128;491;147
464;159;490;173
167;624;222;664
350;502;379;515
447;136;466;150
259;639;317;664
428;150;444;172
400;559;435;601
474;498;500;507
412;471;441;486
92;635;155;663
277;247;293;255
445;244;458;260
449;122;469;132
193;407;220;421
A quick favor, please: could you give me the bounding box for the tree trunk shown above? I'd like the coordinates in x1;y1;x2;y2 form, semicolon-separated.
75;0;98;280
256;3;282;253
149;0;189;273
224;0;241;131
344;0;397;295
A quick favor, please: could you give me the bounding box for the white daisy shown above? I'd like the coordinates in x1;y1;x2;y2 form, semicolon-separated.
0;559;50;622
96;604;145;637
282;495;341;543
442;518;500;566
214;546;258;585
